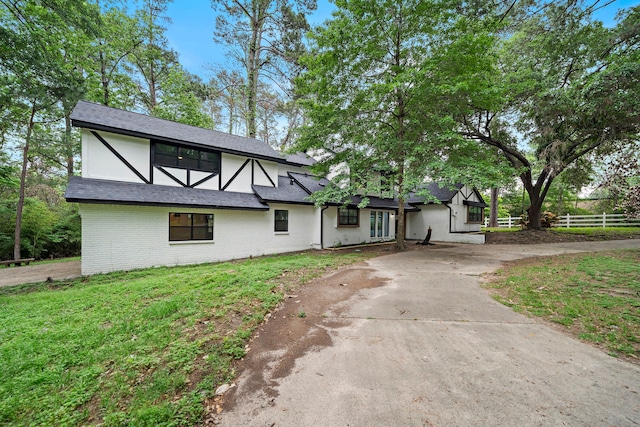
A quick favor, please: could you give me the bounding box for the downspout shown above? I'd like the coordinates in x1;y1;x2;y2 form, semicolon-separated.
320;205;329;249
446;203;453;233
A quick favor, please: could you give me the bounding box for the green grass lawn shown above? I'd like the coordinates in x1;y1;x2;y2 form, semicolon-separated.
486;249;640;360
0;250;375;426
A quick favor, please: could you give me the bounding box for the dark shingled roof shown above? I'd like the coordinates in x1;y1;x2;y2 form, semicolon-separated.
286;172;416;211
287;172;329;194
252;176;314;205
347;195;420;212
65;176;268;210
407;183;464;205
71;101;287;163
285;152;316;166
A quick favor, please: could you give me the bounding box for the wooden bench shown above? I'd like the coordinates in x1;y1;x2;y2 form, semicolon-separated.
0;258;35;267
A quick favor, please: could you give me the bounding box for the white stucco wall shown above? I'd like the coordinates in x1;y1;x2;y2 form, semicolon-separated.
79;203;318;275
82;130;150;183
253;160;278;187
322;207;396;248
406;205;451;241
404;185;486;245
220;154;278;193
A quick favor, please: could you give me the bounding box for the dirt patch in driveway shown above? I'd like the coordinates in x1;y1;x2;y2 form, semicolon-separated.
206;259;389;420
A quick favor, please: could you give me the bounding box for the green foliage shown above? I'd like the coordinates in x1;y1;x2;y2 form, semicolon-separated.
0;250;372;426
0;198;80;260
212;0;316;138
296;0;516;247
460;1;640;229
151;68;215;128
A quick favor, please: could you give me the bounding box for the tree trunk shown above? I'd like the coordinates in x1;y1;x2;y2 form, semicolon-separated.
14;105;37;260
521;168;555;230
396;196;406;250
245;2;264;139
527;201;543;230
396;162;406;250
489;187;499;228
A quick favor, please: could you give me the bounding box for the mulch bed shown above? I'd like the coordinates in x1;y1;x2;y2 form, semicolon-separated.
485;228;640;244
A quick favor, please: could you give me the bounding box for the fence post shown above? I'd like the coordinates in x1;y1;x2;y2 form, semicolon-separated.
603;212;606;228
566;213;570;228
508;216;512;228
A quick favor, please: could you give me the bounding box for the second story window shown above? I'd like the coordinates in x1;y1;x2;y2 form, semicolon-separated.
154;142;220;174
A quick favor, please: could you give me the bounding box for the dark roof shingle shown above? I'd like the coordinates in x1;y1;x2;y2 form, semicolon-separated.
71;101;287;163
252;176;314;205
65;176;268;210
287;172;329;194
407;183;464;204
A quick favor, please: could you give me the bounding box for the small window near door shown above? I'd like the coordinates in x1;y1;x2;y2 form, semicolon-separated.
467;206;484;223
274;209;289;232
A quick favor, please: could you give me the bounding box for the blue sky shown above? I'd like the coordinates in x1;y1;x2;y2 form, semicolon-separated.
164;0;638;80
164;0;335;80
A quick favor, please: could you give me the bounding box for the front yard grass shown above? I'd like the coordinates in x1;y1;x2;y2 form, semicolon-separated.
0;250;376;426
485;249;640;361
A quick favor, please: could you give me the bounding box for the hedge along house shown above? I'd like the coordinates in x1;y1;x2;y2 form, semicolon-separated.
65;101;403;275
405;183;487;244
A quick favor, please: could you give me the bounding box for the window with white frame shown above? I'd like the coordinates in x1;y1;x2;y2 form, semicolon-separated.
370;211;390;238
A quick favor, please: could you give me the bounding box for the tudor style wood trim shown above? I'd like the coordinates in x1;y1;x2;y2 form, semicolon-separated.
155;166;186;187
90;131;150;184
221;158;251;191
190;172;219;188
255;160;276;187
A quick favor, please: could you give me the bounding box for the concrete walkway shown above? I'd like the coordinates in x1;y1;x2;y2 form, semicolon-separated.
220;240;640;426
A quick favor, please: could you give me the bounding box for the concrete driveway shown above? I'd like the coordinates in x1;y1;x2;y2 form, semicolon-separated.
220;240;640;426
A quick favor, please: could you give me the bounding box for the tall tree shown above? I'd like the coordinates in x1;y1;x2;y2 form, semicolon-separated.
211;0;316;138
206;69;247;134
152;68;215;128
295;0;510;249
0;0;99;260
461;1;640;229
131;0;178;113
87;4;141;109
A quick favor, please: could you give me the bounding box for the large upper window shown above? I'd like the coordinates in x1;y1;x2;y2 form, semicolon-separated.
274;210;288;232
169;213;213;241
338;207;359;226
154;142;220;173
467;206;484;223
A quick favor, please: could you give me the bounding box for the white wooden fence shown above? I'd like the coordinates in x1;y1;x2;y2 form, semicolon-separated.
485;213;640;228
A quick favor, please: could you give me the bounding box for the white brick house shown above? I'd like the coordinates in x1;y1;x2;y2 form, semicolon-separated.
66;102;416;274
